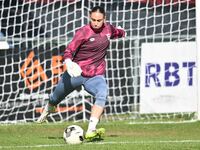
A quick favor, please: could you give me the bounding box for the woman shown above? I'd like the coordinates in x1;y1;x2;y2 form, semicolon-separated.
37;5;126;141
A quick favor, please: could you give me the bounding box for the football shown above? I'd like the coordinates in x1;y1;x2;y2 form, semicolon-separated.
63;125;84;144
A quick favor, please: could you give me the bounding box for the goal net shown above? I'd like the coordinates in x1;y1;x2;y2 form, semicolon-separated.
0;0;197;123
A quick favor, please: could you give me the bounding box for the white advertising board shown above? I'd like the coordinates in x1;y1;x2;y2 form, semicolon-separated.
140;42;197;113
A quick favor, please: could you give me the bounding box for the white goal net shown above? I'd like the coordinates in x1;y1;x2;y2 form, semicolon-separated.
0;0;197;123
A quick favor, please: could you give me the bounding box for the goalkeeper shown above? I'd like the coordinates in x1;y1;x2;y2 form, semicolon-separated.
37;5;126;141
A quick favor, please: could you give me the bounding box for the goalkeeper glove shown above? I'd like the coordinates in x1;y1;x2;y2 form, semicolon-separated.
64;59;82;77
117;26;127;37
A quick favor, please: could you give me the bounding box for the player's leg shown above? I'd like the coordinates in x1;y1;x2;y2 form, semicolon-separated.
37;72;84;123
85;105;106;140
83;75;108;140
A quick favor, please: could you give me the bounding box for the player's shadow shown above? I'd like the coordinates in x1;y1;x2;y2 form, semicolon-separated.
47;136;63;139
86;137;104;142
109;134;118;137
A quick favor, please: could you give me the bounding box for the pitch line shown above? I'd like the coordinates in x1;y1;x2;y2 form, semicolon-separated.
0;144;66;149
1;140;200;149
86;140;200;145
128;120;197;125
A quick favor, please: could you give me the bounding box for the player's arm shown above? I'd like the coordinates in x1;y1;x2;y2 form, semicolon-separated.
63;29;85;60
110;24;126;39
63;29;85;77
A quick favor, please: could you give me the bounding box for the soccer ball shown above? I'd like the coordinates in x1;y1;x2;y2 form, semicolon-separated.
63;125;84;144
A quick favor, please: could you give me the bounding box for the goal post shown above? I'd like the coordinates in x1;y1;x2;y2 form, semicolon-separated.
195;0;200;120
0;0;197;123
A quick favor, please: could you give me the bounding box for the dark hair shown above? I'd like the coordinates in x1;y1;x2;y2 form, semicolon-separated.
90;6;105;17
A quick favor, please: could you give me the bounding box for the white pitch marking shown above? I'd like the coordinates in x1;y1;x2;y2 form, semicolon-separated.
1;140;200;149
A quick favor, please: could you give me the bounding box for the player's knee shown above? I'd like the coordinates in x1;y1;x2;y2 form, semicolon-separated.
95;92;108;107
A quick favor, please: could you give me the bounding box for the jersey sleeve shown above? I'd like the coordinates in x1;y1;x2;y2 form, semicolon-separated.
63;28;85;60
110;24;126;39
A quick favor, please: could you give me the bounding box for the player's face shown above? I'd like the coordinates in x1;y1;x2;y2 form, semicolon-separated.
90;11;105;29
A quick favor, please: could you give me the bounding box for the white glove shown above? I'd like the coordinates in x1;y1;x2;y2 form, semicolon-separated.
117;26;126;37
117;26;123;29
64;59;82;77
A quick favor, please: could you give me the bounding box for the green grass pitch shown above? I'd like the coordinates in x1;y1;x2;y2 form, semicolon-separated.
1;121;200;150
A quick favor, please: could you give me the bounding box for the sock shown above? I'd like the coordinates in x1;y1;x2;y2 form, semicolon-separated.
44;103;55;112
87;117;99;133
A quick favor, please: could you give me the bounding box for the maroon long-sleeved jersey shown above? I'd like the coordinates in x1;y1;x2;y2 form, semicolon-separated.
63;23;126;77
